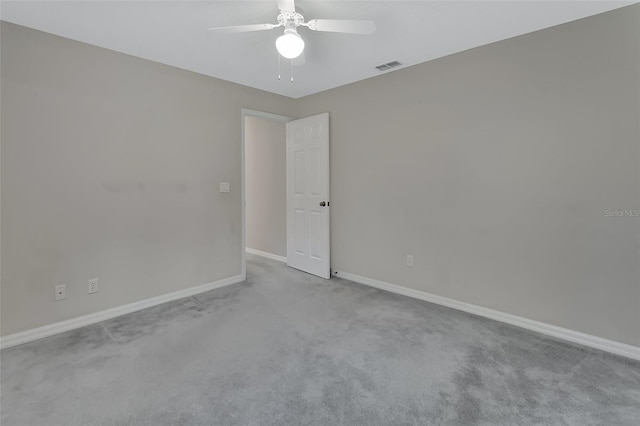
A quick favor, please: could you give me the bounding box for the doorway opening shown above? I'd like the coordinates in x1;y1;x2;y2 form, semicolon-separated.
241;109;292;279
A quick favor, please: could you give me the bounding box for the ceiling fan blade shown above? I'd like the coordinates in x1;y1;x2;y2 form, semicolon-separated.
208;23;277;34
306;19;376;35
277;0;296;13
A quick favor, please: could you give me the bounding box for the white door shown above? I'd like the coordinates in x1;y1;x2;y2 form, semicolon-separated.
286;113;330;279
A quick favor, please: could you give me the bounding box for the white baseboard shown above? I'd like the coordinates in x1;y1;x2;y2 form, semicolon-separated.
335;270;640;361
0;274;244;350
246;248;286;263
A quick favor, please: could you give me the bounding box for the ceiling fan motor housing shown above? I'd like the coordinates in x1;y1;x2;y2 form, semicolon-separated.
277;11;305;29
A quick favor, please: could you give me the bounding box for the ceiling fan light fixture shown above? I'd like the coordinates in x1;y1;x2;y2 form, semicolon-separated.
276;31;304;59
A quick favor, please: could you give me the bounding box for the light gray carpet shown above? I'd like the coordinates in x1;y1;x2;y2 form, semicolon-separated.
2;254;639;425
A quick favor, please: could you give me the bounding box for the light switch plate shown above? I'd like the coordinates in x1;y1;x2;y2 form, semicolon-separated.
219;182;230;193
406;255;414;267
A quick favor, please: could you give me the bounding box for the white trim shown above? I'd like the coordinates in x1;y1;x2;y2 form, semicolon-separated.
335;270;640;361
240;108;292;282
241;109;292;123
246;247;287;263
0;274;244;350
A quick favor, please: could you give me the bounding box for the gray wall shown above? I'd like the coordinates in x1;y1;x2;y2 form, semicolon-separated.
295;5;640;346
0;22;292;336
245;116;287;257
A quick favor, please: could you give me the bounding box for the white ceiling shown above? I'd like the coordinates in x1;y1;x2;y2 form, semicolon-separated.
1;1;634;98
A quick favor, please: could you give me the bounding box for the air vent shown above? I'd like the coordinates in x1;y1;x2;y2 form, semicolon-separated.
375;60;402;72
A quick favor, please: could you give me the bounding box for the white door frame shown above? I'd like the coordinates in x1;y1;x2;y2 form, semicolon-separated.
240;108;293;280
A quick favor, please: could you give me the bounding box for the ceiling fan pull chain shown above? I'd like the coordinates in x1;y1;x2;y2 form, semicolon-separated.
290;59;294;83
277;53;281;80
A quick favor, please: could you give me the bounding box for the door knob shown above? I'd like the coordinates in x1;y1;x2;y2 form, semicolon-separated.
319;201;326;207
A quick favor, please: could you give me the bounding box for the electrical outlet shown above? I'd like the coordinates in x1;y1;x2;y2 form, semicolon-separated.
406;255;414;267
219;182;230;193
54;284;66;301
88;278;98;294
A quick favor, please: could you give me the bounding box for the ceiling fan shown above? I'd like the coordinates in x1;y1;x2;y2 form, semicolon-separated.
208;0;376;60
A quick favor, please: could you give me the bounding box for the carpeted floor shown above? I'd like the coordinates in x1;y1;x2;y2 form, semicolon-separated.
2;254;639;425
